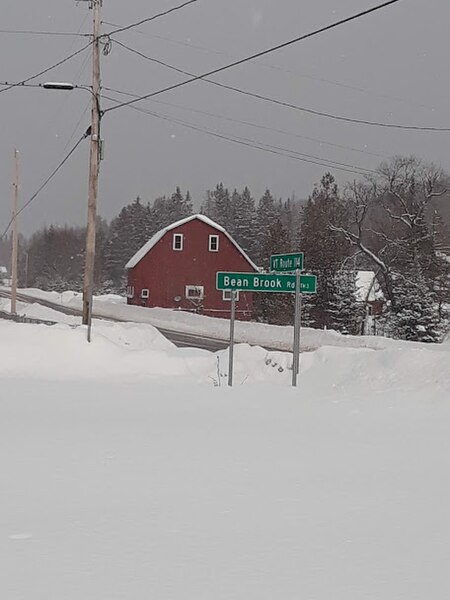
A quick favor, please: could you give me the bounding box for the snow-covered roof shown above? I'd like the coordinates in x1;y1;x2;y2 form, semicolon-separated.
125;214;259;271
356;270;384;302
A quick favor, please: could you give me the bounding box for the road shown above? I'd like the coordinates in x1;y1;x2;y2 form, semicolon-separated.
0;289;234;352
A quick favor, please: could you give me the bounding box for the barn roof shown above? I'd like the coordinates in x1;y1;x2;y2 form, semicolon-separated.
125;214;259;271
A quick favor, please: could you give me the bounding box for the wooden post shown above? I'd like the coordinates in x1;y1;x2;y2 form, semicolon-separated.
292;268;302;386
82;0;102;342
11;149;19;315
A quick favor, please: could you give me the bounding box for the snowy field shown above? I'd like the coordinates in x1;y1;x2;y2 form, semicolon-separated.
1;299;450;599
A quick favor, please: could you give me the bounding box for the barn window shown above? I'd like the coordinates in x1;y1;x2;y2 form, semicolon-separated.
141;289;149;299
126;285;135;298
209;234;219;252
185;285;204;300
173;233;183;251
222;290;239;301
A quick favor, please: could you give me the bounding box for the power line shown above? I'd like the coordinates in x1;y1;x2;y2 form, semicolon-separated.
102;93;375;176
111;39;450;133
0;131;89;240
104;0;405;115
105;0;201;36
104;20;437;114
0;41;93;95
103;85;387;159
0;29;90;37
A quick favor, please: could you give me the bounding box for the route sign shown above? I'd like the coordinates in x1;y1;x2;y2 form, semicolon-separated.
216;272;317;294
270;252;304;273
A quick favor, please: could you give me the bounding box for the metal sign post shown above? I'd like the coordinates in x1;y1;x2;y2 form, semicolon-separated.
292;268;302;387
228;290;236;387
217;264;316;388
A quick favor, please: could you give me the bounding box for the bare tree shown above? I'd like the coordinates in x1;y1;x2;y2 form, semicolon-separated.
331;156;448;311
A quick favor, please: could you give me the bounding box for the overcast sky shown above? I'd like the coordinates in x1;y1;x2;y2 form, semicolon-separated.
0;0;449;236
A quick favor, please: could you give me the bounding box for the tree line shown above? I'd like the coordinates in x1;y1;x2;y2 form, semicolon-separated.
5;155;450;342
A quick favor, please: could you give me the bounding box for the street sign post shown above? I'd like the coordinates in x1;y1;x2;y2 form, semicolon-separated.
292;270;302;387
269;252;307;387
216;272;316;294
270;252;304;273
217;270;317;387
228;290;236;387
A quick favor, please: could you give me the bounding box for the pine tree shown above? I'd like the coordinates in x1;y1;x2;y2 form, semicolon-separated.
255;189;280;264
166;186;193;223
298;173;351;328
389;268;441;342
230;186;257;259
327;269;363;335
103;197;152;290
253;219;294;325
202;183;233;230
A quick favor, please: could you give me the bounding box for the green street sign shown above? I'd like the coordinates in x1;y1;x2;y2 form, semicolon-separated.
270;252;304;272
216;272;317;294
296;274;316;294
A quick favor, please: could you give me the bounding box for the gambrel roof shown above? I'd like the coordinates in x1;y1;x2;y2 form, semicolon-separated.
125;214;259;271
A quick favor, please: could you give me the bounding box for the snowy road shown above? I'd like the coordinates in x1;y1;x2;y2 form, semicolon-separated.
0;289;232;352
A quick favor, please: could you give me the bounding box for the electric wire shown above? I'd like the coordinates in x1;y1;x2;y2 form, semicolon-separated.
103;85;387;159
0;41;93;95
0;29;90;37
104;1;408;117
102;93;376;176
39;13;92;143
111;39;450;133
103;20;436;113
0;131;89;240
104;0;201;36
62;100;91;153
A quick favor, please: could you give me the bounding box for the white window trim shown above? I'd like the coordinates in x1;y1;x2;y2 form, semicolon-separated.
126;285;135;299
209;234;219;252
173;233;184;251
222;290;239;301
140;288;149;299
185;285;204;300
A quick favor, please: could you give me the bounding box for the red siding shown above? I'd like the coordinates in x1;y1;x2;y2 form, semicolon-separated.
127;218;256;320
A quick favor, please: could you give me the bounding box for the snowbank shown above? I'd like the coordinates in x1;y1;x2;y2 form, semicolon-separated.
1;317;450;598
13;287;450;353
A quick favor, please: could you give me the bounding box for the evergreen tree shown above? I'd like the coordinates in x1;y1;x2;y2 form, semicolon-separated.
328;268;363;335
230;186;257;259
298;173;351;328
166;186;193;223
255;189;280;264
103;197;152;290
202;183;233;230
388;268;441;342
26;225;86;291
151;187;193;232
253;219;294;325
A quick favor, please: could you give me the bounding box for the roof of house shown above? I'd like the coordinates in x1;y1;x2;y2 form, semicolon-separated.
125;214;259;271
356;270;384;302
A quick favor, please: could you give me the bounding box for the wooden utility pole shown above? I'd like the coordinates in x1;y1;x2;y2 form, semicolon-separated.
11;149;19;315
82;0;102;341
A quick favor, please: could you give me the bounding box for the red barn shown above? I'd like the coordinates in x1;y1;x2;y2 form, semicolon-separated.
125;214;259;320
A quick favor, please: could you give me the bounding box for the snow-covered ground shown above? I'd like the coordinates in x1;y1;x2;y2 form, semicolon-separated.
1;302;450;598
4;287;450;352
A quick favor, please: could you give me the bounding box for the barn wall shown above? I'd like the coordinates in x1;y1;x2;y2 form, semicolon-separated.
127;219;256;319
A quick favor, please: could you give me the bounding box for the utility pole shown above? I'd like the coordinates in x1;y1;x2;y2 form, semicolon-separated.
11;149;19;315
82;0;102;341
